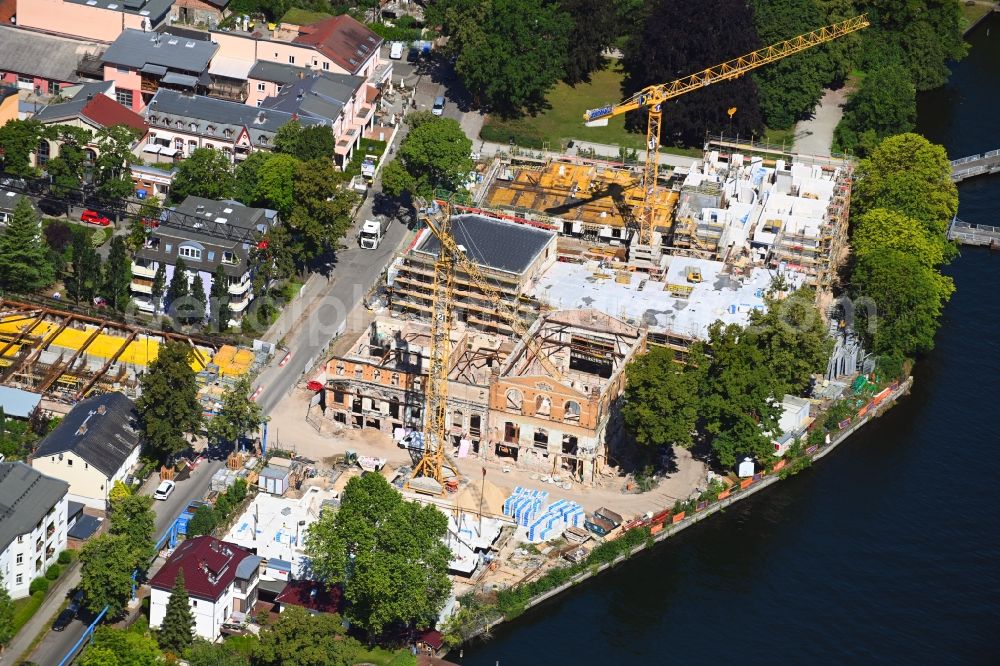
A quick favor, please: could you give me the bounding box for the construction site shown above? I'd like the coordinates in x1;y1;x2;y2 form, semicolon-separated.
0;299;266;414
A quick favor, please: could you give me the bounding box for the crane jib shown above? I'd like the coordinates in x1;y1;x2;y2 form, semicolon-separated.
586;105;614;121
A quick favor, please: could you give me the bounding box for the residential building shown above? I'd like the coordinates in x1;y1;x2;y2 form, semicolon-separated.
130;196;278;323
390;214;558;336
31;392;142;509
0;25;102;96
33;81;147;166
260;70;371;165
16;0;173;43
170;0;229;27
245;60;311;108
101;29;220;112
141;88;325;161
131;163;176;200
487;309;645;485
0;463;69;599
0;190;37;226
149;536;260;640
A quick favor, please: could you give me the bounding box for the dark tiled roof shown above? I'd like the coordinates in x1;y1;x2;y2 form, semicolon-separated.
261;71;364;124
64;0;173;21
247;60;314;85
275;580;343;615
0;463;68;552
150;535;254;601
293;14;382;75
34;392;141;479
416;214;555;275
67;514;102;540
36;94;146;132
0;25;99;83
102;29;218;72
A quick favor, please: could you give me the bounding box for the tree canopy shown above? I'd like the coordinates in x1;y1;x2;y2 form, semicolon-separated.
851;208;945;268
451;0;572;114
0;575;14;647
206;375;263;447
254;606;363;666
834;62;916;156
559;0;619;84
135;341;202;460
305;473;451;636
0;119;44;177
79;533;142;618
622;347;700;450
103;236;132;311
0;197;54;292
273;120;335;162
109;492;156;565
381;113;473;199
78;625;161;666
235;152;299;219
621;0;764;147
170;148;235;202
158;571;195;656
284;159;358;269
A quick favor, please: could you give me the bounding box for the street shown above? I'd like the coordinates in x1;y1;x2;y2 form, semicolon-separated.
4;459;224;666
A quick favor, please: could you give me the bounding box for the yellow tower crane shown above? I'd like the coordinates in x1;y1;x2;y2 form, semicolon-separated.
407;199;562;495
583;15;870;248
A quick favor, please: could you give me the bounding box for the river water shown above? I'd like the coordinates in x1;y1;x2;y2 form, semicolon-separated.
461;16;1000;665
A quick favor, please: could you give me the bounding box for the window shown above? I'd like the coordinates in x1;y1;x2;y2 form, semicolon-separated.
36;140;50;166
165;243;173;253
257;82;266;92
16;554;22;565
322;62;329;71
223;129;233;138
288;55;295;64
256;100;262;107
178;246;202;260
116;89;133;107
15;574;22;585
67;459;73;467
192;600;197;607
17;536;23;544
48;80;60;94
505;389;523;411
222;251;235;264
17;74;33;84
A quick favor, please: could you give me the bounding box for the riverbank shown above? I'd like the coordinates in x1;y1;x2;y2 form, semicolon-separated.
446;375;915;649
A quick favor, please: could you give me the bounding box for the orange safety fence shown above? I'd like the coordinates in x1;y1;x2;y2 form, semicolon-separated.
740;478;753;489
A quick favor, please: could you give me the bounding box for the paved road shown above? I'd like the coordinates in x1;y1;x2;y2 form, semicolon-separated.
6;459;224;666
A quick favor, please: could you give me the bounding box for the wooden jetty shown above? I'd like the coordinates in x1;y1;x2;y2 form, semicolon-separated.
948;217;1000;248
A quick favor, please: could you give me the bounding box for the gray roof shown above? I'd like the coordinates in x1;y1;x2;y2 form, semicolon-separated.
144;89;326;150
61;80;115;101
102;29;218;73
235;554;262;579
247;60;316;85
67;514;102;540
259;466;290;479
0;190;35;216
416;214;556;275
0;386;42;418
34;392;142;479
261;72;365;124
34;97;92;124
65;0;174;22
137;197;277;274
0;26;100;83
0;463;69;552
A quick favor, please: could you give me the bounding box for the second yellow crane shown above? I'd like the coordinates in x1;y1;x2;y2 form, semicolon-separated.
583;14;870;248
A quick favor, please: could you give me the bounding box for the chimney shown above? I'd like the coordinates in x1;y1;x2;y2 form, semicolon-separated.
96;404;107;415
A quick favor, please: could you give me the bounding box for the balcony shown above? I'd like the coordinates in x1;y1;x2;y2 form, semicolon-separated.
229;296;252;313
132;260;157;278
228;277;251;296
46;522;55;538
131;277;154;295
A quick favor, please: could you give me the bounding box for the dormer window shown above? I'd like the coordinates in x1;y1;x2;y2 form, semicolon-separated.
259;136;268;145
223;129;233;138
175;120;183;128
206;125;216;135
148;115;157;124
189;122;197;132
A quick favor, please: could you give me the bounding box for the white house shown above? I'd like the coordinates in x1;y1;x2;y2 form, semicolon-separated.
150;536;260;640
0;463;69;599
32;393;143;510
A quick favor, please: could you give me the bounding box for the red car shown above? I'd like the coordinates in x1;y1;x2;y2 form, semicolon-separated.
80;209;111;226
141;218;159;229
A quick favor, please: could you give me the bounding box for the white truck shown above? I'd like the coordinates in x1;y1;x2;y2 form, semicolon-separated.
358;217;389;250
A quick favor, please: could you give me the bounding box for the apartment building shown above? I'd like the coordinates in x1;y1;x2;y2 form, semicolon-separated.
390;214;558;336
130;196;278;324
0;25;101;96
0;463;69;599
15;0;172;42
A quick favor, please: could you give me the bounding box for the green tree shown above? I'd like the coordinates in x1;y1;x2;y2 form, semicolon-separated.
306;473;451;636
186;638;254;666
621;0;764;146
750;0;833;129
189;273;207;325
103;236;132;311
186;505;218;538
0;574;14;647
622;347;701;449
135;341;202;461
254;606;362;666
380;114;473;198
151;263;167;314
852;208;945;268
170;148;235;202
238;152;299;219
45;126;93;203
65;231;102;304
452;0;572;114
0;197;54;292
109;493;156;565
166;257;190;316
79;625;162;666
0;118;44;177
285;159;358;270
834;62;916;156
559;0;618;84
46;157;81;200
79;534;141;617
108;480;132;505
206;375;263;448
93;125;140;203
158;570;194;656
127;200;161;253
210;264;232;332
273;120;334;162
851;247;953;359
853;133;958;245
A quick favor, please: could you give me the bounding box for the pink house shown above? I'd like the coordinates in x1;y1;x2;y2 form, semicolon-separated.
15;0;173;42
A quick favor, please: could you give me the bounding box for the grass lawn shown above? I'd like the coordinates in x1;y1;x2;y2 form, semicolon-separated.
11;594;45;634
353;647;417;666
958;1;993;29
279;7;333;25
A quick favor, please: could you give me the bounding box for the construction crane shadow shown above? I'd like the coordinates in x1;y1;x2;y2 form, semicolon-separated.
542;181;640;243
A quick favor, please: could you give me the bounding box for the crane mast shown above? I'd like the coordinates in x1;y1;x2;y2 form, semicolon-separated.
584;14;870;247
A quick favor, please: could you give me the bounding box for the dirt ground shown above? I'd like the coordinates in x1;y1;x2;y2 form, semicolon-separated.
268;388;709;520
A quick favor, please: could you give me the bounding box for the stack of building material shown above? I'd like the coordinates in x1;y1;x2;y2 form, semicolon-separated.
502;487;548;527
211;468;238;493
526;499;585;543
